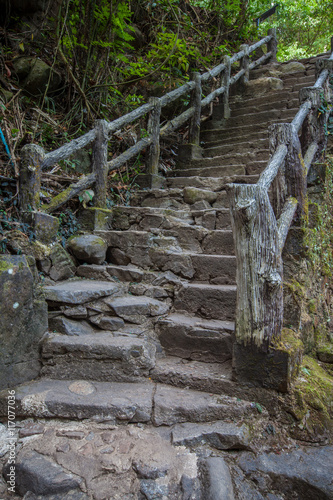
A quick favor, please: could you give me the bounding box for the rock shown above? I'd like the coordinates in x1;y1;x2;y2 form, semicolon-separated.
19;422;45;438
237;446;333;500
104;295;170;324
44;280;122;305
62;305;88;319
172;421;251;450
3;450;81;496
23;212;59;245
48;316;97;336
191;200;212;210
317;344;333;363
89;314;125;330
48;243;76;281
76;264;113;281
106;247;131;265
67;234;107;265
0;255;48;390
245;77;283;96
202;457;235;500
18;58;62;96
183;187;217;205
280;61;306;73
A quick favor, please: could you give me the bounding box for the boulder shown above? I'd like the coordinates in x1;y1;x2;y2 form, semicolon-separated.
13;57;62;96
67;234;107;265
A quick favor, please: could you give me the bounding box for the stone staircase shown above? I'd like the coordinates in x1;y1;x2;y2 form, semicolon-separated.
0;57;320;425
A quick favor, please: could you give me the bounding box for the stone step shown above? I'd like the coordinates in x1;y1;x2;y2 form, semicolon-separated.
174;283;236;321
156;313;233;363
174;163;266;178
44;280;125;305
201;130;269;148
98;228;234;260
0;378;257;424
219;109;297;130
174;163;245;177
150;251;236;282
76;263;158;284
202;147;269;164
151;356;235;396
41;332;156;382
230;98;300;117
166;174;259;190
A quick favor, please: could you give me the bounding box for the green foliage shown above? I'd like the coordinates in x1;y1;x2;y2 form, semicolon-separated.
251;0;333;60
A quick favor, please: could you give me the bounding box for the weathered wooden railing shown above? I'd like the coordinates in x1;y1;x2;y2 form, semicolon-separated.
227;38;333;390
19;30;277;214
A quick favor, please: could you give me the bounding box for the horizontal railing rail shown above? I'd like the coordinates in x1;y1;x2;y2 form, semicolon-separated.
19;30;277;214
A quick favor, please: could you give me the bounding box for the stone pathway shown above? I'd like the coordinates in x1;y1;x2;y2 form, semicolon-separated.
1;56;333;499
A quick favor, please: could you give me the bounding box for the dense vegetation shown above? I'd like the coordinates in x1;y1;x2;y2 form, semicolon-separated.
0;0;332;233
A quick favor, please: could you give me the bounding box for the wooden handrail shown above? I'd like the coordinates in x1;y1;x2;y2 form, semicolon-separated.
19;30;276;213
227;35;333;375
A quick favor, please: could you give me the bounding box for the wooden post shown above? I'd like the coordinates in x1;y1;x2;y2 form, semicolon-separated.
188;72;202;146
240;44;250;85
267;28;277;62
299;86;327;164
92;119;109;209
228;183;283;352
19;144;45;211
146;97;162;177
269;123;307;223
222;55;231;119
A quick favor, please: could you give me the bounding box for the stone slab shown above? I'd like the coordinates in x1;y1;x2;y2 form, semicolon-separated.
153;385;256;426
237;446;333;500
104;295;170;323
0;379;154;422
172;421;251;450
44;280;122;304
3;450;82;497
157;313;233;363
202;457;235;500
174;283;236;321
41;333;156;382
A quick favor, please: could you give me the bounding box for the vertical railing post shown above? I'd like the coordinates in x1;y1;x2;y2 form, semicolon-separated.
188;72;202;146
267;28;277;62
92;119;109;209
222;55;231;119
269;123;307;223
146;97;162;186
240;44;250;85
19;144;45;211
227;183;287;388
299;87;327;164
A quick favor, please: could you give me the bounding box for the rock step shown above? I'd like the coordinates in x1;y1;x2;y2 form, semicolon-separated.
98;229;235;259
174;163;266;178
44;280;125;306
201;130;269;148
151;356;236;396
156;312;233;363
230;98;300;116
41;332;156;382
200;117;294;140
0;378;257;424
213;109;297;130
95;204;231;233
166;174;259;190
77;263;159;284
150;251;236;283
174;283;236;321
202;147;269;163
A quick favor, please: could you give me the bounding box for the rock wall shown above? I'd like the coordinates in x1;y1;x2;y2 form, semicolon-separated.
0;255;48;390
